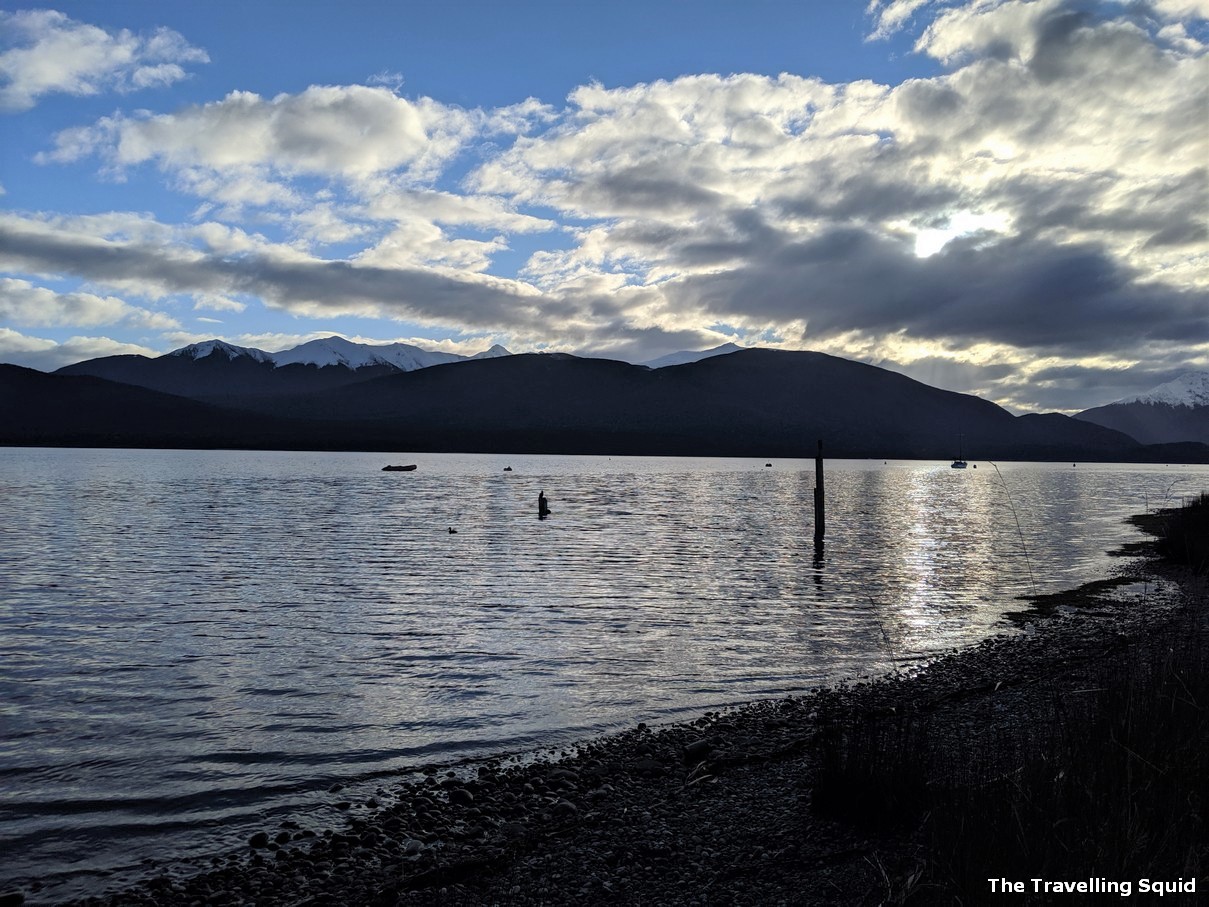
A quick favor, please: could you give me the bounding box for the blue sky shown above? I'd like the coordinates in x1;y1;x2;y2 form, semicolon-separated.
0;0;1206;412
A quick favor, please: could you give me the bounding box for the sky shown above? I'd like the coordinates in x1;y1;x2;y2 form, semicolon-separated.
0;0;1206;413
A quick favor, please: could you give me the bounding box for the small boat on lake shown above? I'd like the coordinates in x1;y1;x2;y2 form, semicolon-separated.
951;434;968;468
382;464;418;472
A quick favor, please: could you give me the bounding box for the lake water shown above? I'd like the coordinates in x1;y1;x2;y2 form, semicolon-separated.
2;448;1207;901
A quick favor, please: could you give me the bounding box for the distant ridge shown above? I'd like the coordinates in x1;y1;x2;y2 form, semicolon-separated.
20;346;1208;462
1076;371;1209;445
55;336;514;401
0;363;308;448
641;342;743;369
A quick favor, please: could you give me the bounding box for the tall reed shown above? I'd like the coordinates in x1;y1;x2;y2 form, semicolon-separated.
990;461;1037;598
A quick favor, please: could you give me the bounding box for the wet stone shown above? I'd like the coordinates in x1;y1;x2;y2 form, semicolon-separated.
633;757;664;776
683;738;712;762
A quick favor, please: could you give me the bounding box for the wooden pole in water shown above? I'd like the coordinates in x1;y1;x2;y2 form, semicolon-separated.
813;439;825;544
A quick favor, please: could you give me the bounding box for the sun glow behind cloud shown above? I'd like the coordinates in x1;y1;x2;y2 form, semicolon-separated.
912;211;1013;257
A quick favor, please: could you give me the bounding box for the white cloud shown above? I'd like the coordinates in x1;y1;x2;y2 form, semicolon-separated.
0;276;129;325
354;218;508;272
191;293;246;313
1149;0;1209;19
0;9;207;112
484;96;558;134
866;0;938;41
0;326;158;369
36;82;549;270
367;70;404;91
915;0;1066;65
43;84;478;180
0;276;180;330
362;183;556;234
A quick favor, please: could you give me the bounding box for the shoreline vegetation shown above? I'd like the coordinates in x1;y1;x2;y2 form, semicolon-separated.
15;498;1209;906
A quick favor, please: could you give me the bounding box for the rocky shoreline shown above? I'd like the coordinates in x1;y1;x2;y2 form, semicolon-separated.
11;529;1207;906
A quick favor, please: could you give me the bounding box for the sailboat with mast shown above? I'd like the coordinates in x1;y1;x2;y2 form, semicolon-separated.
951;433;968;469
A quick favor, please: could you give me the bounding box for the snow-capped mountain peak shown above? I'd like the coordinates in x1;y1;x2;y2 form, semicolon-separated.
167;339;273;363
471;344;512;360
271;336;375;369
1115;372;1209;408
268;336;463;371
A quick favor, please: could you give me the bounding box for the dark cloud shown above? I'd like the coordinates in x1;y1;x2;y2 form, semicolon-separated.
895;79;966;122
575;165;727;215
665;225;1208;352
1145;221;1208;249
1011;359;1209;411
996;169;1208;246
773;168;962;222
1030;9;1095;83
0;219;549;331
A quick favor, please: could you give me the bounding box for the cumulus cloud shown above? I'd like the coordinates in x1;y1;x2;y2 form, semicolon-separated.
0;276;180;330
38;79;558;269
0;9;207;111
43;84;481;180
0;326;158;370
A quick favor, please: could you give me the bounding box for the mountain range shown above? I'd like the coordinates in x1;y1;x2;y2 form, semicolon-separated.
52;337;512;404
3;339;1206;462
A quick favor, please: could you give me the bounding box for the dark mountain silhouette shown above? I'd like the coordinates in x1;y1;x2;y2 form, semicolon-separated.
0;364;313;448
8;349;1207;461
1076;401;1209;446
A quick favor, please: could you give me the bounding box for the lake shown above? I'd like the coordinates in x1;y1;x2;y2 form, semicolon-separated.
2;448;1206;901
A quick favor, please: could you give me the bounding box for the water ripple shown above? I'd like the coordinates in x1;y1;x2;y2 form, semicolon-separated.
2;449;1206;900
